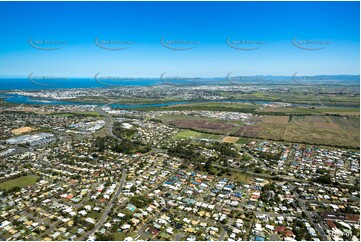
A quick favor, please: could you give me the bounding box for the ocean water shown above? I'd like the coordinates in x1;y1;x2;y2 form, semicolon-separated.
0;78;161;91
1;76;359;91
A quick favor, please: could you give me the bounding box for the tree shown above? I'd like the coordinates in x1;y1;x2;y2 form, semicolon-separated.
7;186;21;193
220;219;228;224
254;167;263;174
315;174;332;184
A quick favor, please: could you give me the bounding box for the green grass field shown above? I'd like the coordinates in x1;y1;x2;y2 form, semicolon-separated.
173;130;222;141
112;232;138;241
0;175;38;191
235;137;250;144
173;130;201;139
198;133;223;140
88;211;102;219
223;172;252;184
173;130;202;139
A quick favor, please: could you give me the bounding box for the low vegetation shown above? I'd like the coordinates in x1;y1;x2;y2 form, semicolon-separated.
0;175;38;193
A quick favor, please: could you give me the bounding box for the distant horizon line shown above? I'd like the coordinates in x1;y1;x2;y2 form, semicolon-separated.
0;74;360;79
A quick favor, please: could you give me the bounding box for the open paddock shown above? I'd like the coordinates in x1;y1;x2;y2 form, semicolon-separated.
292;115;340;129
223;136;239;143
329;116;360;131
261;116;289;124
169;119;236;134
232;125;262;137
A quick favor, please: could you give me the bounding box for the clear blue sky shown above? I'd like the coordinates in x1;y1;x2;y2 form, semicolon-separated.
0;1;359;78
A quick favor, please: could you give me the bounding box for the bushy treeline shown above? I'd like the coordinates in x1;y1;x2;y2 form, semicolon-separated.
95;136;150;154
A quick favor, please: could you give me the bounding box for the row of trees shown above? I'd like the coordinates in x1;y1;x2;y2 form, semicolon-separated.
253;150;281;161
113;123;137;139
1;186;21;195
168;141;199;160
210;143;239;158
95;136;150;154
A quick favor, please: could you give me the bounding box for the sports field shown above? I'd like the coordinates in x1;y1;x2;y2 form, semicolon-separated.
0;175;38;191
173;130;222;141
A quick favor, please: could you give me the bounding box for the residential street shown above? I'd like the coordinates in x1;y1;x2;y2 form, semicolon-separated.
77;169;127;240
